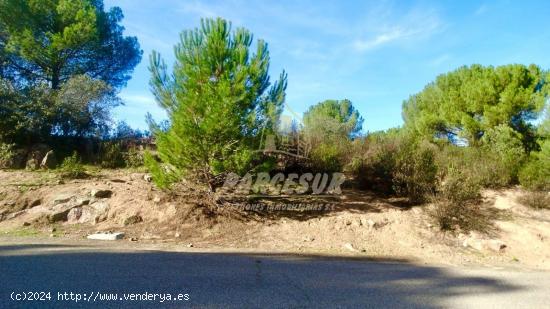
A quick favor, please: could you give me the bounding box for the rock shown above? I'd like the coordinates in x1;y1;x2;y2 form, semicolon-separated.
186;243;194;248
366;219;376;228
29;199;42;207
90;189;112;198
66;207;83;224
75;197;90;206
153;196;161;203
50;227;56;233
53;194;73;205
462;238;484;251
22;222;31;227
174;232;181;238
25;144;50;170
40;150;57;169
87;232;125;241
129;237;138;242
487;240;507;252
124;215;143;226
48;205;74;222
144;174;152;182
343;243;357;252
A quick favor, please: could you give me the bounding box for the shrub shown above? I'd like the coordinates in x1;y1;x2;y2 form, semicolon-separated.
310;142;345;173
98;141;125;168
0;143;15;168
519;140;550;191
430;169;489;232
393;141;438;203
124;147;144;168
517;191;550;209
480;124;527;183
59;152;87;179
346;129;438;203
436;145;513;188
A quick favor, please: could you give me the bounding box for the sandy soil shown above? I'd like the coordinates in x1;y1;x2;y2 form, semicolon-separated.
0;169;549;270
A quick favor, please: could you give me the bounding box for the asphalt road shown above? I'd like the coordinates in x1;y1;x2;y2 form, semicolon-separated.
1;240;549;308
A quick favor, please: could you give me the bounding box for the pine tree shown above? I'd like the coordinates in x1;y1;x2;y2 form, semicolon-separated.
146;18;287;190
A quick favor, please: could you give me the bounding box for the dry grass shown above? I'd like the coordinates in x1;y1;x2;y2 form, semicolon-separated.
517;191;550;210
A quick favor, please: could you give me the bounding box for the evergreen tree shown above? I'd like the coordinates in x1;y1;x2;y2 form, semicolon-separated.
146;18;287;189
402;64;548;149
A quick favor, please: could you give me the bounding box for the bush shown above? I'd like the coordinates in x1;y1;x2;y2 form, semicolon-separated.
59;152;87;179
519;140;550;190
310;142;346;173
124;147;144;168
393;141;438;204
0;143;15;168
430;169;490;232
98;141;125;168
480;124;527;183
436;145;513;188
517;191;550;209
346;129;437;203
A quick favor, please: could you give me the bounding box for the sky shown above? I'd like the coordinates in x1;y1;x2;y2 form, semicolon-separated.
104;0;550;133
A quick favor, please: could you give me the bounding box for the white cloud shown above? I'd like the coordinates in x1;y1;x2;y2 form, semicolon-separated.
120;94;157;106
351;8;444;52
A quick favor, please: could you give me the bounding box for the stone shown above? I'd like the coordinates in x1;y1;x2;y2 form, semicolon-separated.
90;189;112;198
87;232;125;241
123;215;143;226
29;199;42;207
22;222;31;227
144;174;152;182
463;238;484;251
153;196;161;203
40;150;57;169
74;197;90;206
66;207;83;224
487;240;507;252
174;232;181;238
343;243;357;252
53;194;73;205
25;144;50;170
186;243;194;248
48;205;74;222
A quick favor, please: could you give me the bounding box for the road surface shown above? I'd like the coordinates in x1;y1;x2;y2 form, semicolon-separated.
1;239;549;308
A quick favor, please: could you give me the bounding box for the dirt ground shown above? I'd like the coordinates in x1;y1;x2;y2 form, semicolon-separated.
0;169;549;270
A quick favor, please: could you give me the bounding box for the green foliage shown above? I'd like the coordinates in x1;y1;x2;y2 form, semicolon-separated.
59;152;87;179
0;0;141;89
519;139;550;190
436;144;517;188
124;147;144;168
0;0;140;145
403;64;547;149
310;143;345;173
54;75;121;136
0;142;15;168
147;18;287;189
346;129;437;203
393;140;438;203
430;168;487;232
480;124;526;183
98;141;125;168
143;152;180;190
303;99;363;145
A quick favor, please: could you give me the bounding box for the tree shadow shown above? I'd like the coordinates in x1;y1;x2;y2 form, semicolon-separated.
0;244;529;308
222;189;416;221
